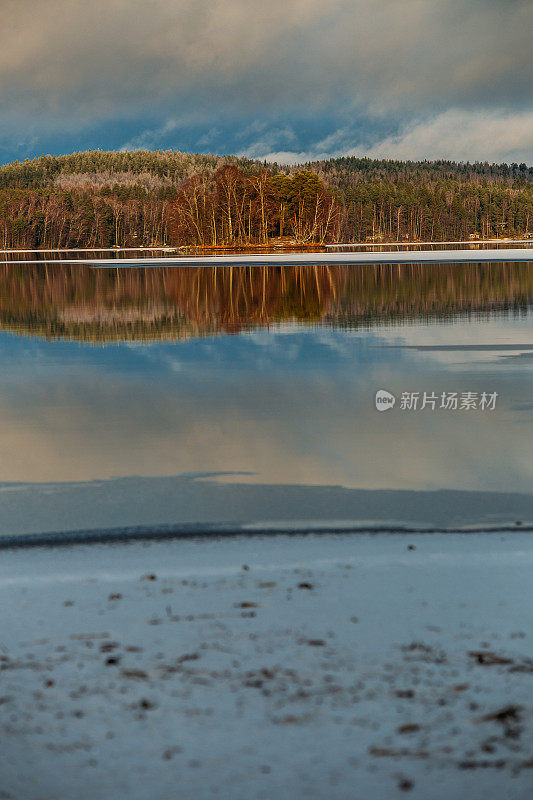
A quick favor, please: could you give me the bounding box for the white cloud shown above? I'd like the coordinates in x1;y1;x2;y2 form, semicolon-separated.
196;127;221;147
358;109;533;163
238;125;298;159
120;117;197;151
251;109;533;165
252;151;323;166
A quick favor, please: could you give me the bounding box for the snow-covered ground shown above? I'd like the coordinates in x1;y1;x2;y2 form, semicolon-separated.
1;531;532;799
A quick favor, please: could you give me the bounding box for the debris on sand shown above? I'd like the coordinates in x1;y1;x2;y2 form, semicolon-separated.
468;651;513;666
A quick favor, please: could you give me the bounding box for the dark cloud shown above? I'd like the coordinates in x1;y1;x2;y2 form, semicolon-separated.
0;0;531;162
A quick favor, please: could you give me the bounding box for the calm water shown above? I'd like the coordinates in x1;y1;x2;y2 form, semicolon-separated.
0;260;531;537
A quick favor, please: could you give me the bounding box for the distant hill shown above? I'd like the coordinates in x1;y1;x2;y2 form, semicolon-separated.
0;150;259;190
1;149;531;191
0;149;531;248
301;155;532;187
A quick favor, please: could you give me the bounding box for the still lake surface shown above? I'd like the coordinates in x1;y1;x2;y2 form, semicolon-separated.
0;258;531;538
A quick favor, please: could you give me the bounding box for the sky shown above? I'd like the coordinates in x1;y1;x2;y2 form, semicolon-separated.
0;0;532;166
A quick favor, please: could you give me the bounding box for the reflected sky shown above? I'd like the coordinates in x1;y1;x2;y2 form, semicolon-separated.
0;262;531;534
0;312;531;490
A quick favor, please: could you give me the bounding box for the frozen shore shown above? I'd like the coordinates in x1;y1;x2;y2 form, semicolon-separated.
1;246;532;267
1;531;532;799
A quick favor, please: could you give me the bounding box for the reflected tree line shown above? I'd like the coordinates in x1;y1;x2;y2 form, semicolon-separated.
0;262;530;342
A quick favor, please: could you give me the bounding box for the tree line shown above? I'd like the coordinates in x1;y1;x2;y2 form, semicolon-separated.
0;150;531;248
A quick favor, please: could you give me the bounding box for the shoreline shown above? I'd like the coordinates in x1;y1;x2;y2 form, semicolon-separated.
0;237;532;255
1;521;532;551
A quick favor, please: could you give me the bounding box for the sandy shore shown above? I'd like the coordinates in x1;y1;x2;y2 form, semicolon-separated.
0;531;532;799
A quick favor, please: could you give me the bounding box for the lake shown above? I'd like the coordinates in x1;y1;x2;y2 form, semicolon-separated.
0;258;532;540
2;255;533;800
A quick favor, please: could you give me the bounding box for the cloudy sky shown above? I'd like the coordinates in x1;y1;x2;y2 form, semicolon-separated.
0;0;531;165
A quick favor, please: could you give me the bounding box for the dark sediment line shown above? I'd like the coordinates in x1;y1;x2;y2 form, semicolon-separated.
0;522;531;550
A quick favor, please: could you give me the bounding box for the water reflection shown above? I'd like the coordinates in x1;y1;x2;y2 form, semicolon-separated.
0;262;531;341
0;262;531;535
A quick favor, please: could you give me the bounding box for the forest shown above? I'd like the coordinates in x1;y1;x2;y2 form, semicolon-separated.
0;149;531;249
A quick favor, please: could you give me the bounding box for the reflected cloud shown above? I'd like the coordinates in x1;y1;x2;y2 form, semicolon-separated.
0;315;531;494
